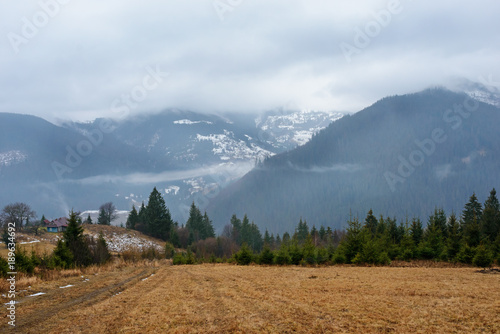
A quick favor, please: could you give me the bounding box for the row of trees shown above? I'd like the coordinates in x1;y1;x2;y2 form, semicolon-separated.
173;189;500;268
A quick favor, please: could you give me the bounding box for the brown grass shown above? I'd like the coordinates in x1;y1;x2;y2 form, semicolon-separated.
4;263;499;333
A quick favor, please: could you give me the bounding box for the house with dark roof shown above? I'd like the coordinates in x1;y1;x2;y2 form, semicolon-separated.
46;217;69;233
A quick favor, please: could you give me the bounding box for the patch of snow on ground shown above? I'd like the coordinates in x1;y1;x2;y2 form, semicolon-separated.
19;240;40;245
89;233;163;253
28;292;46;297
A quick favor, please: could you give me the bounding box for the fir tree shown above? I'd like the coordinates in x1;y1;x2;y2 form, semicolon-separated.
63;210;92;266
428;208;448;239
473;244;493;269
126;205;139;230
202;211;215;239
95;231;111;264
145;187;173;241
84;214;93;224
230;214;242;245
462;193;483;234
296;218;309;244
410;218;424;246
364;209;378;236
482;188;500;242
446;213;462;260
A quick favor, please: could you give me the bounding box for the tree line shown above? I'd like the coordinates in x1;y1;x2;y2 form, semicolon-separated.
165;189;500;268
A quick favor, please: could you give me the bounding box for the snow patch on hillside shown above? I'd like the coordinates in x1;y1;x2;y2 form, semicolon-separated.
89;232;163;253
196;130;273;161
174;119;213;125
0;150;27;167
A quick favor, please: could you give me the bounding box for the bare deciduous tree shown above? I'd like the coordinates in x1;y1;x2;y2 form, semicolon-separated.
97;202;118;225
1;202;37;229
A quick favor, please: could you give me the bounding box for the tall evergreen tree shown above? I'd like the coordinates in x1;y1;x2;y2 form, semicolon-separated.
126;205;139;230
201;211;215;239
410;218;424;246
428;208;448;239
296;218;309;244
462;193;483;229
364;209;378;236
186;202;203;243
145;187;173;241
446;212;462;260
482;188;500;242
84;214;93;224
230;214;242;245
63;210;92;266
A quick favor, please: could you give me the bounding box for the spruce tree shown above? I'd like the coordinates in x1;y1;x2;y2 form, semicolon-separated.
462;193;483;237
410;218;424;246
145;187;173;241
428;208;448;239
446;213;462;260
482;188;500;242
186;202;203;243
202;211;215;239
63;210;92;266
126;205;139;230
473;244;493;269
230;214;242;245
97;207;108;225
364;209;378;236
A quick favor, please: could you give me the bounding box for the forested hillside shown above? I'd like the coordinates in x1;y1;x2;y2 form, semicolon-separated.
208;89;500;233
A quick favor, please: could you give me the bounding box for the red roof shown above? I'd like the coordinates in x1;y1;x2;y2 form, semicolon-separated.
49;217;69;227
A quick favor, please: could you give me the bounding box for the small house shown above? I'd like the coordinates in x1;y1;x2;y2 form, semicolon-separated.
46;217;69;233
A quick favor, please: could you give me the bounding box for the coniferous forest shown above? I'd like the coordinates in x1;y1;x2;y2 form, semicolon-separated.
126;187;500;268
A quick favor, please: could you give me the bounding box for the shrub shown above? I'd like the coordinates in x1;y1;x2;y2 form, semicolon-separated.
274;246;291;265
259;246;274;265
234;243;253;265
15;248;35;274
473;245;493;269
456;244;476;264
332;249;346;264
289;243;303;265
316;248;329;264
165;242;175;259
0;257;8;277
172;252;186;265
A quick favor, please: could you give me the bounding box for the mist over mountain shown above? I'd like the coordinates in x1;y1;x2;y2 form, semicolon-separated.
207;88;500;234
0;108;342;223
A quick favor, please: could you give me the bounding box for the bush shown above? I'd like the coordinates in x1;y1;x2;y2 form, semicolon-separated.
259;246;274;265
15;248;35;274
274;246;291;265
0;257;8;277
377;252;391;265
399;248;414;262
234;243;253;265
456;244;476;264
316;248;329;264
165;242;175;259
289;243;303;265
172;252;186;265
473;245;493;269
332;249;346;264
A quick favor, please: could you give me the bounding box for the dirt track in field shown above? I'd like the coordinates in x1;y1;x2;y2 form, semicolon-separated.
3;264;500;333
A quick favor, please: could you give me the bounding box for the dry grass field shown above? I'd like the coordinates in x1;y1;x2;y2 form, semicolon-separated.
2;263;499;333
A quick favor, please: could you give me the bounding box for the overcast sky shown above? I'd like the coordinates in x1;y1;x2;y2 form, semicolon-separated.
1;0;499;122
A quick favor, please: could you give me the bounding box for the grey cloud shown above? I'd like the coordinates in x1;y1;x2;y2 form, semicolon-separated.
1;0;499;122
